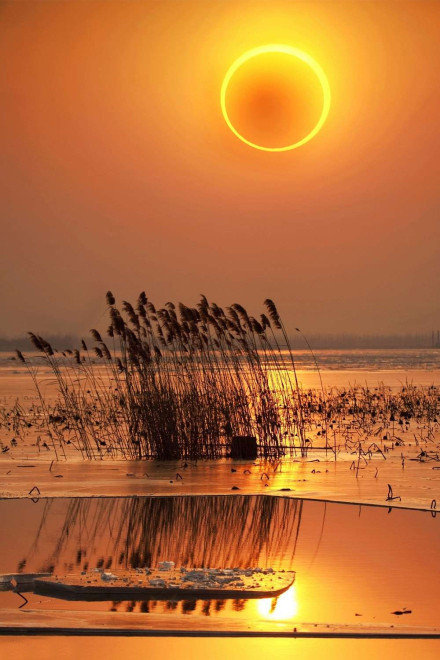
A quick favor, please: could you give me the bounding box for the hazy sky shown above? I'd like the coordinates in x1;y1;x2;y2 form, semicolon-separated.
1;1;439;337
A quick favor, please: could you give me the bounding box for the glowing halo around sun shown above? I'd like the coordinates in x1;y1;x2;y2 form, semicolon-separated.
220;44;331;151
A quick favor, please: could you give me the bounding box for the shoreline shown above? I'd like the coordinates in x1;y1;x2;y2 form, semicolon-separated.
1;454;438;511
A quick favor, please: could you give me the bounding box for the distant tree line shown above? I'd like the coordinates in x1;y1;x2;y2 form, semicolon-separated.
0;332;437;352
295;333;437;349
0;334;79;351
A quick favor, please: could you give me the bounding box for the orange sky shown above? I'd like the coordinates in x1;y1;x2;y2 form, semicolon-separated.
1;1;439;337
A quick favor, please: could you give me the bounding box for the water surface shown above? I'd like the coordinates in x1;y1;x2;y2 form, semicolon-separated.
0;495;438;634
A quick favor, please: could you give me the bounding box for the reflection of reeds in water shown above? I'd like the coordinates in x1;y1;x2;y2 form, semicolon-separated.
22;496;303;575
16;294;307;459
109;595;250;617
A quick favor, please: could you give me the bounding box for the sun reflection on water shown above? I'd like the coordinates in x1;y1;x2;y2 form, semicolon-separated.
256;584;298;621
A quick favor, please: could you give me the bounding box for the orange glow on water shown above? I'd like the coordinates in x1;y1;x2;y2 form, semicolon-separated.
257;585;299;620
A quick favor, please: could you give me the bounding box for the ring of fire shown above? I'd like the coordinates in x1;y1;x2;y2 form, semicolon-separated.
220;44;331;152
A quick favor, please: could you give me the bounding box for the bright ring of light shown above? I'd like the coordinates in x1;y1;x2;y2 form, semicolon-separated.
220;44;331;152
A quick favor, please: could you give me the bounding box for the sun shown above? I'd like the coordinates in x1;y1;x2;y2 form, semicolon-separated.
220;44;331;152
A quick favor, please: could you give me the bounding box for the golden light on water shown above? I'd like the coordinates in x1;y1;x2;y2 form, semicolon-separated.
220;45;331;151
256;585;299;620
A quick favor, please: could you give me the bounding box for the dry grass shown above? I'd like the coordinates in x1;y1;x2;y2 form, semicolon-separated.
5;291;440;462
14;293;307;460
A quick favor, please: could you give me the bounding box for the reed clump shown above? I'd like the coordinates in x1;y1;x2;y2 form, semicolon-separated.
10;292;440;462
17;293;307;460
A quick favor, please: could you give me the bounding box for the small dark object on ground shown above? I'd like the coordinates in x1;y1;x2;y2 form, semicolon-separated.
28;486;40;497
230;436;257;460
386;484;401;502
16;591;28;609
231;486;240;490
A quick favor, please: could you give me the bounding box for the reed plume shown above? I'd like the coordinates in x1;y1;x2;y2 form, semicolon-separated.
19;292;320;460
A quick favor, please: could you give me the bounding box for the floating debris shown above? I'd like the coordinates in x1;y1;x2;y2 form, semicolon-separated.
31;566;295;601
392;608;412;616
100;572;118;582
0;572;52;591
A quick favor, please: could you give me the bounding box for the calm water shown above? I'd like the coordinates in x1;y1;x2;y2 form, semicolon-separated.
0;495;438;634
1;349;440;399
2;348;440;372
3;638;440;660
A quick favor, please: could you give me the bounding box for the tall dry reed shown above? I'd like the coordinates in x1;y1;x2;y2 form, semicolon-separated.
17;293;309;460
